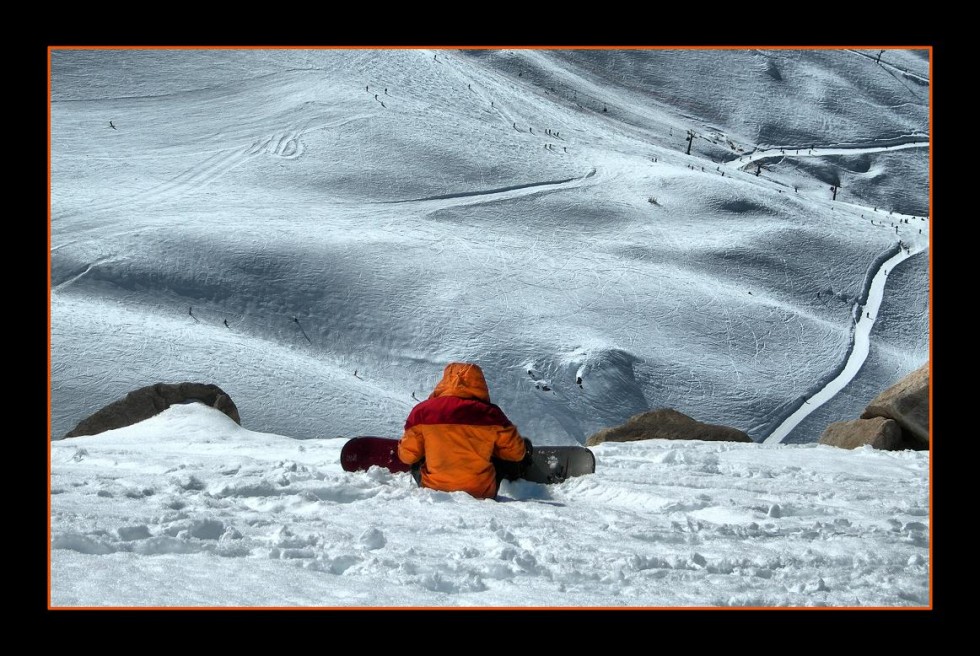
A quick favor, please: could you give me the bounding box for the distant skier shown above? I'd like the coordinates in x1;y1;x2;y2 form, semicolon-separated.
223;319;229;328
109;121;116;130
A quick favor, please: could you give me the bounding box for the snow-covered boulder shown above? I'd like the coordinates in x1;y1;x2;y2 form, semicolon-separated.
64;382;240;438
584;408;751;446
860;363;929;448
818;416;903;450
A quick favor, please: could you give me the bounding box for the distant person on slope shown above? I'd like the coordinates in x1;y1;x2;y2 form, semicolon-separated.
398;362;531;500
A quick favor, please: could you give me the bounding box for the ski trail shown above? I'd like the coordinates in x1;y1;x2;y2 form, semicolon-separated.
67;114;367;217
76;144;257;216
388;169;596;204
763;244;922;444
52;255;119;292
377;167;600;214
726;137;929;169
844;49;930;85
436;51;519;126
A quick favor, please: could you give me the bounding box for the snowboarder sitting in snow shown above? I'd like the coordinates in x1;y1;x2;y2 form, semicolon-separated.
398;362;532;500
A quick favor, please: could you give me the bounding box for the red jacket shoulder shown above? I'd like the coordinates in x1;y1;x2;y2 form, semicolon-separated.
405;396;512;429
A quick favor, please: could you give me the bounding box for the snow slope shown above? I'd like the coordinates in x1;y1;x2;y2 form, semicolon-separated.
49;48;930;445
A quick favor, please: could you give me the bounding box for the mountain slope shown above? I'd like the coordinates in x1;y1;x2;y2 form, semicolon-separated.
50;48;930;444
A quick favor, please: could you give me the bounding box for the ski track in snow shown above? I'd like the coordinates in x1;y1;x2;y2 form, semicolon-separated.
843;50;930;85
60;114;369;220
51;255;120;292
764;243;922;444
721;135;930;443
726;138;929;170
387;168;598;206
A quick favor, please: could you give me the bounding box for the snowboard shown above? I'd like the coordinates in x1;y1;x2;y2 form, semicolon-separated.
340;436;412;474
340;436;595;484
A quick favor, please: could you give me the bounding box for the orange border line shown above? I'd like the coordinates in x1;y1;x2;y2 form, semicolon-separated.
46;44;934;612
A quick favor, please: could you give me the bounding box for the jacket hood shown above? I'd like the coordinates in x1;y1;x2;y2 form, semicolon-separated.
429;362;491;402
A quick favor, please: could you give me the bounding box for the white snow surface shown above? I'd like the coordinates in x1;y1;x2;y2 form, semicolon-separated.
50;403;929;608
48;48;932;608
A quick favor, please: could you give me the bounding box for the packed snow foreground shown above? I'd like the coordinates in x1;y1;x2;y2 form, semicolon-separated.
50;404;928;608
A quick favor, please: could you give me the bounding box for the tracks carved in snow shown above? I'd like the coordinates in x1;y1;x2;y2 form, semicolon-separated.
69;114;363;218
726;137;929;170
388;168;599;208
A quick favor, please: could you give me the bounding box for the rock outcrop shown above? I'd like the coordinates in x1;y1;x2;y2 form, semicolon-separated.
64;382;240;438
860;363;929;448
818;362;929;451
586;408;751;446
818;416;903;450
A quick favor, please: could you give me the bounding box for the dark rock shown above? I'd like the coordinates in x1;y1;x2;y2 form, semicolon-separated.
64;382;240;438
819;416;903;450
860;363;929;448
585;408;751;446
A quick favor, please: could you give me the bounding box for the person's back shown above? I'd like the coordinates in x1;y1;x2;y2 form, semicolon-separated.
398;362;527;499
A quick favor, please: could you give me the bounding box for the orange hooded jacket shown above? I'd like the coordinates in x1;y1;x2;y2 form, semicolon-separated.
397;363;526;499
